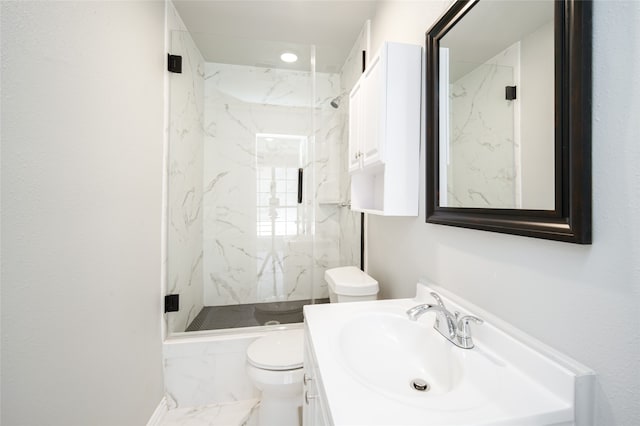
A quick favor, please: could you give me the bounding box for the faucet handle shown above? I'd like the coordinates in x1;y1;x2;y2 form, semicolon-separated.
455;315;483;348
457;315;483;330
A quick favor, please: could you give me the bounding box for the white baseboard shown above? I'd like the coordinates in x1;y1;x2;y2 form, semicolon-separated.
146;396;168;426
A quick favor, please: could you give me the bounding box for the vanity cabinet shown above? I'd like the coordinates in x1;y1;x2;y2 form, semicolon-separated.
348;41;421;215
303;327;332;426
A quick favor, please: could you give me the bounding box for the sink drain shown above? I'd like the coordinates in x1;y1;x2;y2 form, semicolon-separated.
410;379;430;392
264;320;280;326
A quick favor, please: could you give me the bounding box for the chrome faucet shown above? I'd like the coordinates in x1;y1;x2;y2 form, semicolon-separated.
406;292;483;349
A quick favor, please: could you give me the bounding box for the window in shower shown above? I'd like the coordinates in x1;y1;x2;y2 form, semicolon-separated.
256;166;299;237
255;133;309;302
256;134;307;237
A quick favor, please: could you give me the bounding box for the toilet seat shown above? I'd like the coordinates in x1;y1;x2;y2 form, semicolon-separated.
246;329;304;371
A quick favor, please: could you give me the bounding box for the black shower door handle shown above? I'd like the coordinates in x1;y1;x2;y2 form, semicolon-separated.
298;168;303;204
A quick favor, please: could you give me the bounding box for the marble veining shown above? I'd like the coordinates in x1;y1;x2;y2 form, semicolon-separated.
166;3;205;334
158;399;259;426
163;337;261;408
202;61;345;307
167;7;363;331
446;42;520;208
336;22;368;268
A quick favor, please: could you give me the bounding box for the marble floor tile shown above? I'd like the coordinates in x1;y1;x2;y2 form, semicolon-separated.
159;399;259;426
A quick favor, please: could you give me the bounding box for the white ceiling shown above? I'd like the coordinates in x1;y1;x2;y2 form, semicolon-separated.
172;0;378;73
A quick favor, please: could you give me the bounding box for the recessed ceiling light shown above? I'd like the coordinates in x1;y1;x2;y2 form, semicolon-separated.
280;52;298;63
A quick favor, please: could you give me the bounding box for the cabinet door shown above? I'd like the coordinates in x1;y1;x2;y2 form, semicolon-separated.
362;54;383;169
302;370;314;425
305;373;330;426
303;347;329;425
348;81;363;173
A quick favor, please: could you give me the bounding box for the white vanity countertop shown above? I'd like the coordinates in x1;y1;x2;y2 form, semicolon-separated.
303;284;594;426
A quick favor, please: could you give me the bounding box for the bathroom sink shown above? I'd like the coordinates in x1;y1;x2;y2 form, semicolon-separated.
338;311;500;410
304;284;594;425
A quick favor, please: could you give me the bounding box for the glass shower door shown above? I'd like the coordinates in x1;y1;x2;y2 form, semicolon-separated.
166;27;350;333
194;43;322;330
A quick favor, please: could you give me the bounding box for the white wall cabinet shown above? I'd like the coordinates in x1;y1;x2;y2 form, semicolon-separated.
348;42;421;216
361;53;383;169
348;80;363;173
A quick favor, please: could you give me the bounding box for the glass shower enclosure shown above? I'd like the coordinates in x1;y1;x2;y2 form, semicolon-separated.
166;28;354;334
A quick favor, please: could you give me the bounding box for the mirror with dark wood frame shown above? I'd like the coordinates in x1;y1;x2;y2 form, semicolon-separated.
425;0;592;244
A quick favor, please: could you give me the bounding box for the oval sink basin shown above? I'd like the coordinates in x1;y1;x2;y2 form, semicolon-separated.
339;311;501;410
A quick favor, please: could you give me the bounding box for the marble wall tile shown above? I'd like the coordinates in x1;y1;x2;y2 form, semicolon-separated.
165;14;362;315
202;62;344;306
341;20;370;101
336;22;368;269
163;336;261;408
312;74;344;296
447;42;520;208
166;2;205;333
159;399;259;426
314;82;343;204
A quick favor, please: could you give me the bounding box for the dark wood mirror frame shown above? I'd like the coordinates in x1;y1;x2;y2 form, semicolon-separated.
425;0;592;244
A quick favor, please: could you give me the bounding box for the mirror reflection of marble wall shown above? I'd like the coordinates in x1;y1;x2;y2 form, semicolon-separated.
444;45;518;208
439;1;554;210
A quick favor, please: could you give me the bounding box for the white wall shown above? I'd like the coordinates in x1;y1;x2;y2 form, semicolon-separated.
1;1;165;425
366;1;640;425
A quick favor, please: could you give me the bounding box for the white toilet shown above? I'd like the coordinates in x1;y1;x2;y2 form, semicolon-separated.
246;267;378;426
246;329;305;426
325;266;379;303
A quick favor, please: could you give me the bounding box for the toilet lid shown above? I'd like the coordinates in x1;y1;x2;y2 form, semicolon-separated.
325;266;379;296
247;329;304;371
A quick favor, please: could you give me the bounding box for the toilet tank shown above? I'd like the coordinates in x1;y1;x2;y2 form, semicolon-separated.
324;266;379;303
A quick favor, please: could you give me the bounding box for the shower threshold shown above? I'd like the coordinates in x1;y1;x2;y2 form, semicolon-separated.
185;298;330;332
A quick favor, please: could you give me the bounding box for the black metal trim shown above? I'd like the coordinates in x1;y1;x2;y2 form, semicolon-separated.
360;213;365;271
362;50;367;73
425;0;592;244
297;168;303;204
168;54;182;73
360;49;367;270
165;294;179;313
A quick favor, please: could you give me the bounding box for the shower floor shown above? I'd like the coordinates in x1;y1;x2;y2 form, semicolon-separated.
185;298;330;331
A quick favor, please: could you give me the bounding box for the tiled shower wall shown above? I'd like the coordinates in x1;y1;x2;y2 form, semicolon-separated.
337;22;368;269
202;62;345;306
166;3;205;334
166;3;365;330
